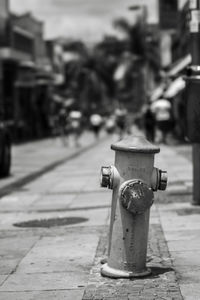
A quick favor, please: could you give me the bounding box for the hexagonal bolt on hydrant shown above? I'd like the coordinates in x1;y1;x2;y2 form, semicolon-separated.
100;136;167;278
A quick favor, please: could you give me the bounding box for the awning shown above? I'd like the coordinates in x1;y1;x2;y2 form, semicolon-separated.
167;54;192;77
164;76;185;99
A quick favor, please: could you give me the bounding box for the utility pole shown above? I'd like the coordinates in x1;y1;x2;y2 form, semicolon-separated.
186;1;200;205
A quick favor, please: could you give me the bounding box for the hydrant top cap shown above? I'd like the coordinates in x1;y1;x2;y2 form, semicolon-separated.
111;136;160;154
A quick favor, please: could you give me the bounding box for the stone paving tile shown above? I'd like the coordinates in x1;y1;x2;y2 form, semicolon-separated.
160;217;200;232
0;289;84;300
50;177;91;193
0;276;8;285
0;259;22;275
0;131;102;195
0;272;88;291
30;194;75;211
180;283;200;300
0;194;40;212
16;233;99;274
167;238;200;251
175;265;200;285
171;250;200;267
70;192;111;209
0;236;39;275
159;228;200;243
156;193;192;204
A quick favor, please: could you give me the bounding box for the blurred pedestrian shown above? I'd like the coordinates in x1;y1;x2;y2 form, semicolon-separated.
143;105;156;143
89;113;103;139
115;108;127;139
105;115;116;135
151;98;174;144
58;107;69;146
68;110;82;147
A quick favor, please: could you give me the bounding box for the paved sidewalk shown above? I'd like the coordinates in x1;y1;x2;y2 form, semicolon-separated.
0;131;199;300
0;131;106;197
155;144;200;300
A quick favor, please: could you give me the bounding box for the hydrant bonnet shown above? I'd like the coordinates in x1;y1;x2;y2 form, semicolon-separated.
111;136;160;154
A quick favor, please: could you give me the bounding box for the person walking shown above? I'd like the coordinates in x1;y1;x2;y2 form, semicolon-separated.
151;98;174;144
68;110;82;147
89;113;103;139
115;107;127;139
105;115;116;135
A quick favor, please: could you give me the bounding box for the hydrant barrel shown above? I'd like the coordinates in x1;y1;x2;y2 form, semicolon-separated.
100;136;167;278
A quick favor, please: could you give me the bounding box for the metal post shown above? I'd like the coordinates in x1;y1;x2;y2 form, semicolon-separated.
189;2;200;205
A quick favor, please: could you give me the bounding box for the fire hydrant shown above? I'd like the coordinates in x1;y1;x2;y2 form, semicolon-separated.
100;136;167;278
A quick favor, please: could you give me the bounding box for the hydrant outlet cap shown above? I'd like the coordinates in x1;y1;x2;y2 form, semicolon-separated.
111;136;160;154
159;170;168;190
100;166;112;188
121;180;154;214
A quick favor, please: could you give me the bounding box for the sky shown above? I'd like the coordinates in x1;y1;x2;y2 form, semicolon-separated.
10;0;158;42
10;0;186;43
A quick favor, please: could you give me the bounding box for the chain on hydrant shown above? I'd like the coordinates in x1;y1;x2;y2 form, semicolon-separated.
100;136;167;278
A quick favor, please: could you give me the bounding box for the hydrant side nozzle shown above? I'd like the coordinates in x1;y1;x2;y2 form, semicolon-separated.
158;170;168;190
100;166;119;189
100;166;111;188
151;168;168;191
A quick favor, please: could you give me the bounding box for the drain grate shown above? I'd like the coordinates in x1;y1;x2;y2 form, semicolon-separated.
13;217;88;228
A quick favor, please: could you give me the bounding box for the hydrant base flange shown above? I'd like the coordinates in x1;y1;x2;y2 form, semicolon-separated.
101;263;151;279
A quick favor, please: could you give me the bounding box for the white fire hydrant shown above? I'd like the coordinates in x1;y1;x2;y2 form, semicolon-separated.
100;136;167;278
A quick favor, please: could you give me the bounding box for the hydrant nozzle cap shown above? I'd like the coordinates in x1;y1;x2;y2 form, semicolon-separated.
111;136;160;154
159;170;168;190
100;166;113;189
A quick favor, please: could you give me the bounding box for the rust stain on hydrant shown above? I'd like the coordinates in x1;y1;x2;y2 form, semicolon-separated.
100;136;167;278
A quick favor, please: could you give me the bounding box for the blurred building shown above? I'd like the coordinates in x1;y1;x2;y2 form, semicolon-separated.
46;39;65;86
0;0;53;141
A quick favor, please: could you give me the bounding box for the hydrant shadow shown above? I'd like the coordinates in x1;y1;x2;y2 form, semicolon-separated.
128;266;174;281
149;266;174;277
